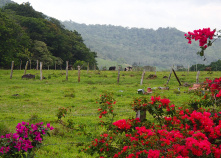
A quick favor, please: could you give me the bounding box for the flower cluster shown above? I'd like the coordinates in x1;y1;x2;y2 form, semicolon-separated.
112;118;140;132
184;28;217;58
206;77;221;94
97;92;116;119
185;28;215;48
0;122;54;157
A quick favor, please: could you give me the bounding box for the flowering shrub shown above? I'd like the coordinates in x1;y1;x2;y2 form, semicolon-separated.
0;122;54;157
96;92;116;119
204;78;221;108
56;107;68;120
131;95;175;124
81;89;221;158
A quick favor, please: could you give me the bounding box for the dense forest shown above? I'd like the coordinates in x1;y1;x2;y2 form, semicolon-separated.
0;0;14;7
0;2;97;69
63;21;221;70
189;60;221;71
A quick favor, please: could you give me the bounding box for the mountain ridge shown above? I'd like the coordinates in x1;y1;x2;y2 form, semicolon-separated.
62;21;221;70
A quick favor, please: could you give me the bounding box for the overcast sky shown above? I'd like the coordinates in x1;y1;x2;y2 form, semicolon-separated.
11;0;221;32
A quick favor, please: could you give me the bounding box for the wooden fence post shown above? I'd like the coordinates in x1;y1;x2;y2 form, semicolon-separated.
40;62;43;81
66;61;68;81
10;61;14;79
166;68;173;85
136;110;146;122
24;61;29;75
87;62;89;74
20;59;22;70
78;65;80;82
117;66;120;84
188;64;189;75
36;60;39;70
172;68;182;86
140;70;145;85
196;71;200;83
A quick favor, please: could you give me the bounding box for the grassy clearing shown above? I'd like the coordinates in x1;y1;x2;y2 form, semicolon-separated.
0;69;221;157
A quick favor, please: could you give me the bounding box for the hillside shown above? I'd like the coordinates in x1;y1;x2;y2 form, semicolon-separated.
63;21;221;70
0;2;97;69
0;0;14;8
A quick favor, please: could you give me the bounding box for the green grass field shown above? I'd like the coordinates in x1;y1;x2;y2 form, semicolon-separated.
1;69;221;157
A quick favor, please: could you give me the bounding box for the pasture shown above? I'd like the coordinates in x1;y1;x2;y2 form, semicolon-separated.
0;69;221;157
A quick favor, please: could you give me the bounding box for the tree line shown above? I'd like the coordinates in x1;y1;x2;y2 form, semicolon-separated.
190;60;221;71
0;2;97;69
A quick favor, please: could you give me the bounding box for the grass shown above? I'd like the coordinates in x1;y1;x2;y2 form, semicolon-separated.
0;69;221;157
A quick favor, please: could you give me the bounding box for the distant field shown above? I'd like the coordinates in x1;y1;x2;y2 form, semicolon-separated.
0;69;221;157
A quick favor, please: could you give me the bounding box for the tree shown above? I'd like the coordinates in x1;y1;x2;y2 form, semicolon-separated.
31;40;55;68
0;9;30;69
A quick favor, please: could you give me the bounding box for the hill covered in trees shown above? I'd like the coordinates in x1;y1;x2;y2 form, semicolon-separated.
63;21;221;70
0;0;14;8
0;2;97;69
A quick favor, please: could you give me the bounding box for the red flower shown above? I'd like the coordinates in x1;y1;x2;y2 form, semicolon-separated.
160;98;170;106
113;119;132;130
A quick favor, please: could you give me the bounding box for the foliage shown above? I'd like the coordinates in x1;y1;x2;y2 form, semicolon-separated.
0;2;97;69
73;60;87;70
0;9;30;69
0;0;14;8
30;40;57;66
190;59;221;71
